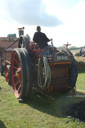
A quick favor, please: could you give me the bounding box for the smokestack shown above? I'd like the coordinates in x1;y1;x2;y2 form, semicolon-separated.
18;27;24;37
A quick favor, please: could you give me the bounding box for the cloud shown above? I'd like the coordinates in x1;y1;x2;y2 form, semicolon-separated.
5;0;62;27
64;1;85;35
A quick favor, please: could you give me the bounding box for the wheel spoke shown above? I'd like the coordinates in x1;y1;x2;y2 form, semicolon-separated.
12;56;20;66
14;78;22;96
11;50;23;98
13;59;19;67
13;66;19;70
14;79;21;88
17;84;21;92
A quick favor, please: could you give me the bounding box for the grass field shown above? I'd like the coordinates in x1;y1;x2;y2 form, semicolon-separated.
0;72;85;128
76;71;85;91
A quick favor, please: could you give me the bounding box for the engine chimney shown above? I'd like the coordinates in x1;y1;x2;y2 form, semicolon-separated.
18;27;24;37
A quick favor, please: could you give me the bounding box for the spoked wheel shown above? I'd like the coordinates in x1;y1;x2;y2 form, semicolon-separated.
11;48;33;99
5;65;11;85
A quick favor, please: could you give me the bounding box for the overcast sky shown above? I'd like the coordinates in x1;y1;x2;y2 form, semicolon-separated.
0;0;85;47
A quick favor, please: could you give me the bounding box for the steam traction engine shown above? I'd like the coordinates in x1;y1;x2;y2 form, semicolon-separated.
6;35;78;99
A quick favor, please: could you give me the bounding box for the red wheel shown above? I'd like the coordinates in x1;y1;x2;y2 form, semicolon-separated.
5;65;11;85
11;48;33;99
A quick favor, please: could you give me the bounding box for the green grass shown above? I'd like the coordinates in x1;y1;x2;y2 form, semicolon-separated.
0;73;85;128
76;71;85;90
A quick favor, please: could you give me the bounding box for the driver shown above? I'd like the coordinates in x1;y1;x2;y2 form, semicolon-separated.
33;26;52;49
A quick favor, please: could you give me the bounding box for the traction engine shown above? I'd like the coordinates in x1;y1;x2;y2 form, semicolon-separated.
5;35;78;99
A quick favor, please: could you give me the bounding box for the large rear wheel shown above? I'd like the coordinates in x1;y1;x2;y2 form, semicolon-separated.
11;48;33;99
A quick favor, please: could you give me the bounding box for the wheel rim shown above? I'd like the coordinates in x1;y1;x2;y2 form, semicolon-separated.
11;51;22;98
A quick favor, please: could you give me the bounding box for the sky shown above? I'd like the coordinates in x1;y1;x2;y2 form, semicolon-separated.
0;0;85;47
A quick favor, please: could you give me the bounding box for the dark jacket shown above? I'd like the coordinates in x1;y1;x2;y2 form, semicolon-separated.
33;32;50;49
